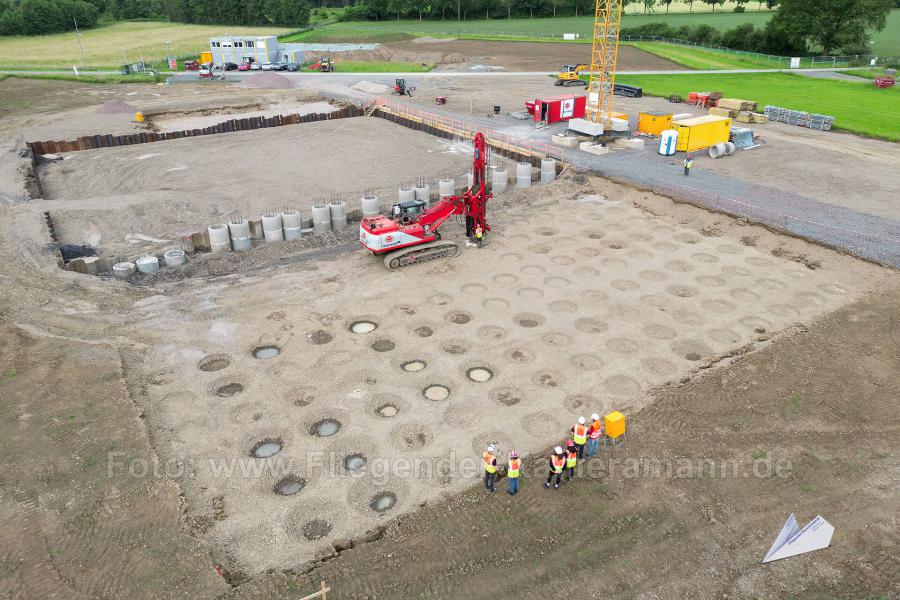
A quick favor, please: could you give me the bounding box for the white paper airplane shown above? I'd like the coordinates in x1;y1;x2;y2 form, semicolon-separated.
763;513;834;563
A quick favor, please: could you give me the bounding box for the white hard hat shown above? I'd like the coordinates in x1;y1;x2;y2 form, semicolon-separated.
554;446;563;455
592;413;600;421
578;416;586;424
487;444;495;452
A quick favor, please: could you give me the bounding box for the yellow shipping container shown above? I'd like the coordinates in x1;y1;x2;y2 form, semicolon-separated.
673;115;731;152
200;51;213;64
637;111;673;136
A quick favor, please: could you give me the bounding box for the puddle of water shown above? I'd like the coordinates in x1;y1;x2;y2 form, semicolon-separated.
351;321;377;334
274;476;305;496
253;345;281;359
371;492;397;512
312;418;342;437
423;384;450;401
252;440;282;458
402;360;427;372
466;367;493;383
344;454;367;473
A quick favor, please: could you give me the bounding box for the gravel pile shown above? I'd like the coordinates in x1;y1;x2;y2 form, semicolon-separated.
96;99;137;114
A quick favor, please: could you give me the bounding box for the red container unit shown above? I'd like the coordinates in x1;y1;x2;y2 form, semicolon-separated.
525;94;587;124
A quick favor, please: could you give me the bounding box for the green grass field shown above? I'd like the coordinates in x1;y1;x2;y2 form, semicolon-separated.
628;41;771;70
615;72;900;141
0;21;289;69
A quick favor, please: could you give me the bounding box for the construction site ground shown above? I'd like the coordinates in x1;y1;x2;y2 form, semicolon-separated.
1;77;898;600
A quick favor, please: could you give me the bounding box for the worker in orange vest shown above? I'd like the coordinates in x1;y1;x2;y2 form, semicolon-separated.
564;439;578;481
507;450;521;496
545;446;565;489
483;444;498;492
587;413;602;456
571;416;588;459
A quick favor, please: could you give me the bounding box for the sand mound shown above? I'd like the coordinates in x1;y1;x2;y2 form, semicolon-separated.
96;99;137;114
413;36;457;43
440;53;466;64
239;72;295;89
351;81;390;95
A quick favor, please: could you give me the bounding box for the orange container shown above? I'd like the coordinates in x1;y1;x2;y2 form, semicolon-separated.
605;412;626;439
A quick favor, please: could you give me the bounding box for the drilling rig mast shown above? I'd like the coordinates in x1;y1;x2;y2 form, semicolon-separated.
586;0;624;126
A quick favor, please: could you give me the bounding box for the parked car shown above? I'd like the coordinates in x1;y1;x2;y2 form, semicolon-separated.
250;62;262;70
275;61;289;71
223;62;238;71
238;62;251;71
198;63;213;78
260;63;276;71
285;62;300;72
184;60;200;71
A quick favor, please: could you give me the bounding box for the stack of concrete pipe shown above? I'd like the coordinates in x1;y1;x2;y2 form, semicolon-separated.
282;209;302;241
164;249;185;267
312;203;331;234
361;194;380;218
262;212;284;242
516;162;532;188
413;182;430;207
541;159;557;184
229;218;252;251
398;185;415;203
438;178;455;200
329;200;348;231
136;256;159;274
208;223;231;253
491;166;508;194
113;262;135;278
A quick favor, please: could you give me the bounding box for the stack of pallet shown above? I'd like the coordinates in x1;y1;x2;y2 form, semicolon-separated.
735;111;768;124
764;105;835;130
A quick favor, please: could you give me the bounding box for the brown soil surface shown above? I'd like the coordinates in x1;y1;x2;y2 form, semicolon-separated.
384;39;683;71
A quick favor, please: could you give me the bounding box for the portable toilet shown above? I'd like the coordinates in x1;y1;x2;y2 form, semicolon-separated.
659;129;678;155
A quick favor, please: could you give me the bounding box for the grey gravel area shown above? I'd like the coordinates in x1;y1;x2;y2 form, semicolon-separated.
795;70;869;82
567;146;900;268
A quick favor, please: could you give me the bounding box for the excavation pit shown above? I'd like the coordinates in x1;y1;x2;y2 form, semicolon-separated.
214;383;244;397
251;439;283;458
198;354;231;372
274;475;305;496
252;345;281;359
422;384;450;401
350;320;378;334
344;454;367;473
311;418;342;437
466;367;494;383
370;492;397;513
401;360;427;373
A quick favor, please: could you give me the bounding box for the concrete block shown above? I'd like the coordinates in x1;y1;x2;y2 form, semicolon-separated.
616;138;645;149
552;133;580;148
579;142;609;155
609;117;629;132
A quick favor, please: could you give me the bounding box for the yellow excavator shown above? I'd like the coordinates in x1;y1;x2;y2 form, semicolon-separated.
555;63;590;87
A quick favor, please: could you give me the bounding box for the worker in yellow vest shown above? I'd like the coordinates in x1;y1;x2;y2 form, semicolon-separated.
507;450;521;496
587;413;602;456
564;439;578;481
474;223;484;248
571;416;588;459
545;446;565;489
483;444;498;492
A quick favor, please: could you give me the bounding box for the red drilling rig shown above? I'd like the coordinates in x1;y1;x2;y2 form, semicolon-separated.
359;132;492;270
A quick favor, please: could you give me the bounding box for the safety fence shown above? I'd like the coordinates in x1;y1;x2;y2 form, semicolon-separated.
26;105;363;155
370;98;565;167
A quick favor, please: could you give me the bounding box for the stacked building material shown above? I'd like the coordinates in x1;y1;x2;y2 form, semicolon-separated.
717;98;758;112
764;105;834;131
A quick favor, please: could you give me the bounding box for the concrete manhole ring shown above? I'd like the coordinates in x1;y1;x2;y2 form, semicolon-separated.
350;320;378;334
466;367;494;383
198;353;231;372
401;359;427;373
250;438;283;458
274;475;305;496
252;345;281;359
310;418;342;437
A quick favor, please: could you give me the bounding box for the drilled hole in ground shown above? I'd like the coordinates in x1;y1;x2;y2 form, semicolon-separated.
310;418;342;437
252;345;280;359
273;475;305;496
344;453;367;473
376;403;399;418
422;384;450;401
448;311;472;324
442;343;467;355
198;354;231;372
370;492;397;513
215;382;243;397
250;438;282;458
466;367;494;383
309;330;333;345
371;339;395;352
401;360;427;372
685;352;702;361
301;519;332;540
350;320;378;334
414;326;434;337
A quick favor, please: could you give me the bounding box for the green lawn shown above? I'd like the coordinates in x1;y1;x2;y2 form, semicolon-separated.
280;29;414;43
628;41;772;70
615;72;900;141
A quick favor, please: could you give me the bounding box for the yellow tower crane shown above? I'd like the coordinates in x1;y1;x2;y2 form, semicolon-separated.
586;0;625;125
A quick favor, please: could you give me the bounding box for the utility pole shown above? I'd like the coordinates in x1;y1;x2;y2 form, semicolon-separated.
73;17;85;63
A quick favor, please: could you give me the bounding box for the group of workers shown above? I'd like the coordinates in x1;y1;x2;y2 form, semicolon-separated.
482;414;604;495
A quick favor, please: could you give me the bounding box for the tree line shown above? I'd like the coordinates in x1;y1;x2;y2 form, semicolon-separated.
0;0;892;57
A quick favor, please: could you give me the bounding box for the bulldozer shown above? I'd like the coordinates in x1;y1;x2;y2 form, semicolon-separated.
555;63;589;87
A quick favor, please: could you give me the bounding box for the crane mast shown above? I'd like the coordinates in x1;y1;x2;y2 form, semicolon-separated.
586;0;624;126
